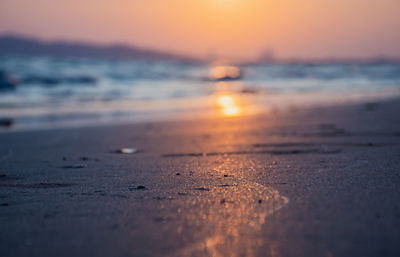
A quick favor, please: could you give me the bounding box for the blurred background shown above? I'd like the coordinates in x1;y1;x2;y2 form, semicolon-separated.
0;0;399;129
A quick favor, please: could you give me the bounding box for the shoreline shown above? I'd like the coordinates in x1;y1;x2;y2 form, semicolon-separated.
1;93;400;134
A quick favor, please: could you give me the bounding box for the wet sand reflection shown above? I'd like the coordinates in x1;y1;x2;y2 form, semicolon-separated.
174;158;289;257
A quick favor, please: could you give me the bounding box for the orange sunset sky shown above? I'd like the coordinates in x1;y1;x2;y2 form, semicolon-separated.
0;0;399;60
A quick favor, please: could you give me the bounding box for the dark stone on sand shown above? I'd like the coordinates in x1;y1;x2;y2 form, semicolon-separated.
176;173;181;176
130;185;147;190
223;174;228;177
258;199;262;204
193;187;210;191
218;184;233;187
220;199;226;204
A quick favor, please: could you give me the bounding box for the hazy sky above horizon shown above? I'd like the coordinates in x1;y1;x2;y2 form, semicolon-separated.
0;0;399;60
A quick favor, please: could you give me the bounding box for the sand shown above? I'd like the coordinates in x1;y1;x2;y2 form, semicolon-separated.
0;99;400;257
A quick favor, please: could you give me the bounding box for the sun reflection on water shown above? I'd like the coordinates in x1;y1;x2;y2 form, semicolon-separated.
216;94;242;117
210;63;256;118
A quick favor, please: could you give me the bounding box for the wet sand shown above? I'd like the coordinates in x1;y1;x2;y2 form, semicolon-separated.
1;99;400;257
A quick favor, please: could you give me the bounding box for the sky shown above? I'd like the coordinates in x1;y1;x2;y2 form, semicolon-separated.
0;0;399;60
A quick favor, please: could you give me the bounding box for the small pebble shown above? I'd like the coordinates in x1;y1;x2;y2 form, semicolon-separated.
116;148;138;154
220;199;226;204
130;185;147;191
193;187;210;191
258;199;262;204
176;173;181;176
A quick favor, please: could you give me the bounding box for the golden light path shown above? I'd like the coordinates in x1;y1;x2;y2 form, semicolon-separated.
174;158;289;257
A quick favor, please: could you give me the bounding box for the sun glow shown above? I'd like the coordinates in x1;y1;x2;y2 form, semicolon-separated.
216;94;242;117
217;95;235;107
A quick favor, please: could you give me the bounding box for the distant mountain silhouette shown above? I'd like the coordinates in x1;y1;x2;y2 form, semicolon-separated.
0;34;194;61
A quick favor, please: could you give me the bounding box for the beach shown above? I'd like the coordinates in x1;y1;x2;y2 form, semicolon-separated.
2;1;400;256
1;98;400;257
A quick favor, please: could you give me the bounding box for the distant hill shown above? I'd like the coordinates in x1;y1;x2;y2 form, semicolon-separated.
0;34;194;61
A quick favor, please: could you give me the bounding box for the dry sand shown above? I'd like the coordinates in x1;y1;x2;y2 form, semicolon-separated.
1;99;400;257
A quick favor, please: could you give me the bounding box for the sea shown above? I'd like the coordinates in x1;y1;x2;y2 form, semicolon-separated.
1;55;400;130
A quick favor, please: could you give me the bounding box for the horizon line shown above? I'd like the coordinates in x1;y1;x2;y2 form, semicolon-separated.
1;32;400;64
